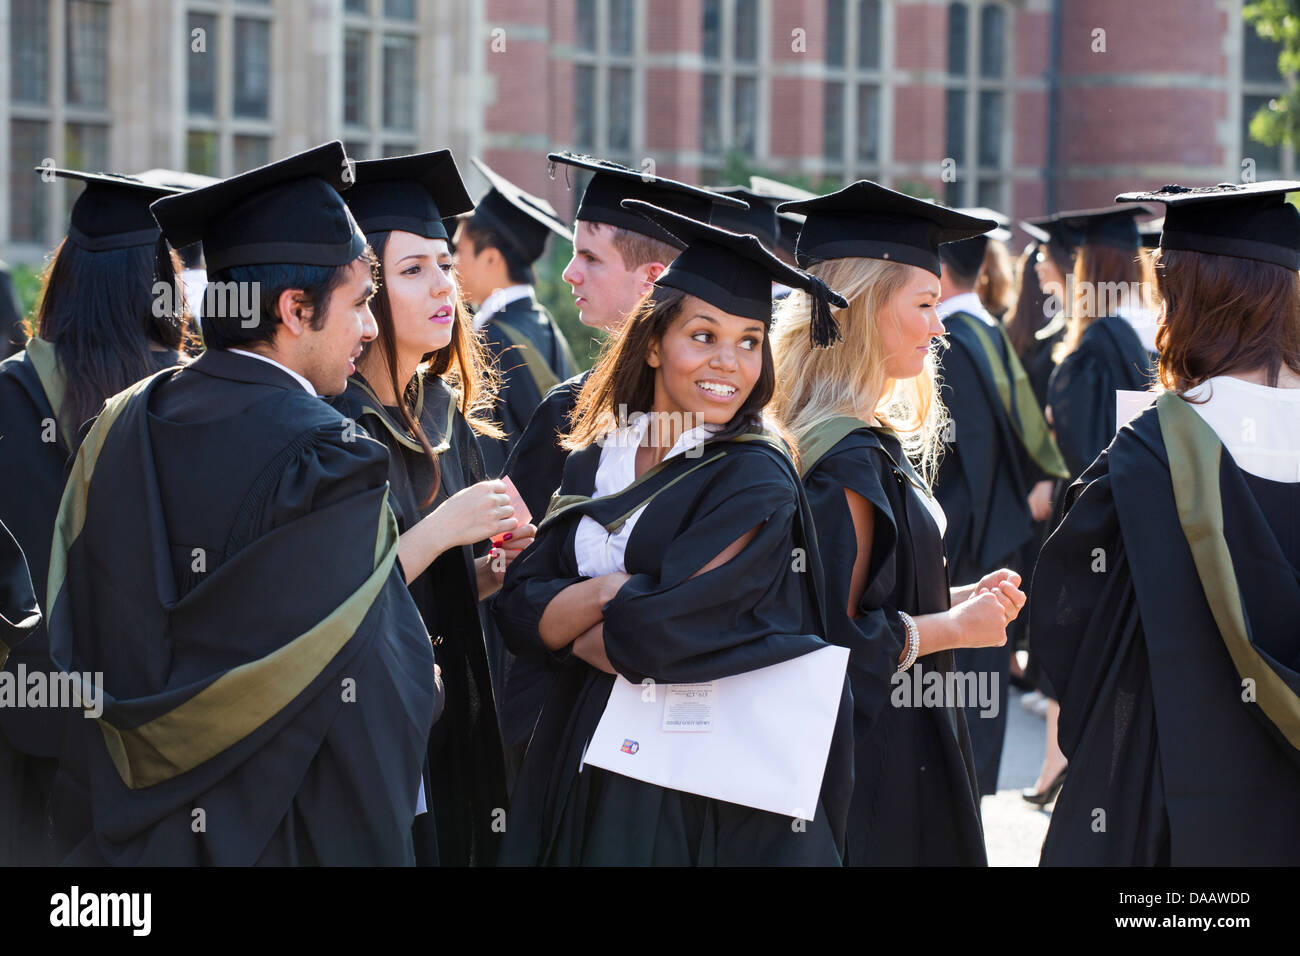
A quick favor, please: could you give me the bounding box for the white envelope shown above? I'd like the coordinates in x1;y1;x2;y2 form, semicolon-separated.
581;645;849;821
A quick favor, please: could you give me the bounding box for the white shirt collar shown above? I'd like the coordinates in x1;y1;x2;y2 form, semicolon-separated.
938;291;996;327
473;284;535;331
228;348;317;396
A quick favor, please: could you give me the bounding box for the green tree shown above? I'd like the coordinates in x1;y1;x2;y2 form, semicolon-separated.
1243;1;1300;150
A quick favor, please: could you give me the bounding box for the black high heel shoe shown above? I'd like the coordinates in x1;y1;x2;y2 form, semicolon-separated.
1021;767;1067;806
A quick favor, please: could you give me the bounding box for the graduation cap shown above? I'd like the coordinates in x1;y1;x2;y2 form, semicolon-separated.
1138;216;1164;250
345;149;475;242
1020;215;1085;253
749;176;816;258
938;207;1013;277
150;141;366;272
622;199;849;348
777;181;998;275
546;151;747;249
134;168;220;191
41;168;182;252
1115;181;1300;269
1034;204;1151;251
705;186;781;252
468;156;572;264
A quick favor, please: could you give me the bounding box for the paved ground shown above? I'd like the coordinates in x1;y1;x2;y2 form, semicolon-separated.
982;686;1057;866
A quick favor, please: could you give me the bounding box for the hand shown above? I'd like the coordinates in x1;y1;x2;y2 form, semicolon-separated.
474;524;538;601
493;523;536;566
980;579;1027;624
974;567;1022;595
947;590;1011;648
572;623;615;675
430;479;517;550
1028;480;1054;522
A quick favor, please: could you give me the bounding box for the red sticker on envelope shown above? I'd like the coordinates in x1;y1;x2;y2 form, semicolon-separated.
491;476;532;546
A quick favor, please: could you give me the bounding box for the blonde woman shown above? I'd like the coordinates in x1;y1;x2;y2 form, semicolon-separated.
771;182;1027;865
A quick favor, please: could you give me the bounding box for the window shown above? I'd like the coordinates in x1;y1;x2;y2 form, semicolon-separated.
345;0;369;12
65;0;109;108
343;4;421;160
575;65;597;150
735;0;758;63
10;0;50;106
702;0;722;61
608;67;634;152
233;18;271;118
577;0;598;52
63;122;108;222
609;0;635;55
824;82;845;161
733;76;758;154
946;2;1011;205
569;0;640;163
1242;23;1291;177
188;13;218;116
233;135;270;173
823;0;886;181
10;120;49;242
700;0;763;171
344;30;368;127
948;2;968;76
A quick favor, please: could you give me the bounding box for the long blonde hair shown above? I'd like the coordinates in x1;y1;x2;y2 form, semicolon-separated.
771;257;950;485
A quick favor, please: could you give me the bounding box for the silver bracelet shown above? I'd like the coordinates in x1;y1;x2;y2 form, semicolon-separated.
897;611;920;672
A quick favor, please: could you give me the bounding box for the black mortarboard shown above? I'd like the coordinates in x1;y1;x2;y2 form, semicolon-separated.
150;141;366;271
778;181;998;275
1039;204;1151;250
622;200;849;348
944;208;1010;277
468;156;572;263
547;151;746;249
1138;216;1164;249
708;186;781;251
1020;215;1084;253
346;149;475;242
749;176;816;258
43;169;182;251
1115;181;1300;269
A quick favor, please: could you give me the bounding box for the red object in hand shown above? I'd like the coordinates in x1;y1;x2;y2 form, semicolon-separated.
491;476;532;547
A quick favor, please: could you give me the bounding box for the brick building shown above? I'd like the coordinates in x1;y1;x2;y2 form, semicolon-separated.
0;0;1290;263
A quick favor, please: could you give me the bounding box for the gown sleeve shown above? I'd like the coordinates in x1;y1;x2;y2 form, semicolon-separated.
1030;450;1170;864
804;439;908;733
490;501;585;662
600;449;828;684
1047;344;1117;480
504;378;582;519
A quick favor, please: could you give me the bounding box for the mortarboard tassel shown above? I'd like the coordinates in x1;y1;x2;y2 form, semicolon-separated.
806;273;847;349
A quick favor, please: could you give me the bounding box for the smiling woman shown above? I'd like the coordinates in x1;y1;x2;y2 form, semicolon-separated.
489;201;857;866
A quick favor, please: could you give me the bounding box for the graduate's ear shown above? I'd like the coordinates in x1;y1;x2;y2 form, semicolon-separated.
646;335;662;369
639;261;667;293
276;288;313;337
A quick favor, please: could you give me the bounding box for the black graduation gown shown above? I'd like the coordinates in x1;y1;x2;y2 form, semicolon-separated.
1023;318;1064;415
1046;314;1154;481
46;349;439;865
934;311;1036;796
477;292;576;478
496;368;589;753
332;374;508;867
491;437;854;865
802;426;986;865
0;342;179;865
1032;399;1300;865
0;264;23;359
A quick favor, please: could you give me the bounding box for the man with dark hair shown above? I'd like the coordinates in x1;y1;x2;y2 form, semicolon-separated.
935;233;1067;803
453;158;577;477
45;142;441;865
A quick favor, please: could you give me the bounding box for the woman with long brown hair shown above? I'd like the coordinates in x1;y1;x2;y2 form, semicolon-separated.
492;202;856;865
1032;181;1300;864
1043;205;1158;479
771;182;1028;864
333;151;532;866
0;169;188;865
